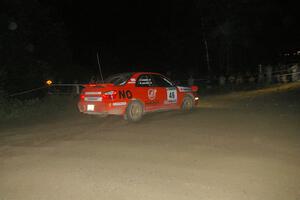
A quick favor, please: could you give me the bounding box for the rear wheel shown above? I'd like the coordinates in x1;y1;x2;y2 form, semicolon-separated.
181;96;194;111
124;100;144;122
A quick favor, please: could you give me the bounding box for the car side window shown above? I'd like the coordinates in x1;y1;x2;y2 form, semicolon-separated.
152;75;174;87
136;74;153;87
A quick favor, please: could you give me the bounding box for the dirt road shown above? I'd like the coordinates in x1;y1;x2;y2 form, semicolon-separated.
1;83;300;200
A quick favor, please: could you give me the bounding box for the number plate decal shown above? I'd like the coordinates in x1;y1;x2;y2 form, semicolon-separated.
87;104;95;111
166;88;177;103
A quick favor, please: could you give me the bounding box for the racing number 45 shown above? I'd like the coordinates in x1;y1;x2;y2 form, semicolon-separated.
167;88;177;102
169;91;175;99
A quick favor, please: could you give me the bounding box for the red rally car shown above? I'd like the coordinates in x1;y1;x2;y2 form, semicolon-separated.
78;72;199;121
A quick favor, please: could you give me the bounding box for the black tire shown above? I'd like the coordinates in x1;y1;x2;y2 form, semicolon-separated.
124;100;144;122
181;95;194;111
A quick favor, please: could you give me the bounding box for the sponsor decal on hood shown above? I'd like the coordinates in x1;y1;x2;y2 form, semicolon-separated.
177;86;192;92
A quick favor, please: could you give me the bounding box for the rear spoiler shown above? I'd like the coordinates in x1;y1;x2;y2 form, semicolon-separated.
82;83;114;88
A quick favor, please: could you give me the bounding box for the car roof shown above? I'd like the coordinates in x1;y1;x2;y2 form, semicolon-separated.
131;72;162;76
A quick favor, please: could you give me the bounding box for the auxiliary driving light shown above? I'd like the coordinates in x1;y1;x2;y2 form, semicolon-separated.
46;80;53;86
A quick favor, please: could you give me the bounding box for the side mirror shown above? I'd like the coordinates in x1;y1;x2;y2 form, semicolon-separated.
173;81;180;85
191;85;198;92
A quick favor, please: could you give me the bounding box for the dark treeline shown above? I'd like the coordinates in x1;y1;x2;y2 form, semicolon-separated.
0;0;71;96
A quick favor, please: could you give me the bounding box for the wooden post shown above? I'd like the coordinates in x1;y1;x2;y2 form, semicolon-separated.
76;84;80;94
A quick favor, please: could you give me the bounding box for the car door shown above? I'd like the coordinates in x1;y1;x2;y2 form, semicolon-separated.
151;74;178;110
135;74;159;111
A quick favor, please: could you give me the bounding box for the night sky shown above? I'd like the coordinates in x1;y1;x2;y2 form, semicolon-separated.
58;0;299;76
1;0;300;90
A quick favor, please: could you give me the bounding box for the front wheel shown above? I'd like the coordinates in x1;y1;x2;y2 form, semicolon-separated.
124;100;144;122
181;96;194;111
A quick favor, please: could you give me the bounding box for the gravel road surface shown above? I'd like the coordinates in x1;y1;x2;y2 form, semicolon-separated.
1;83;300;200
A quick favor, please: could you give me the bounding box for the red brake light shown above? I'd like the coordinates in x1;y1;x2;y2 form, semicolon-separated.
102;90;117;100
80;94;85;100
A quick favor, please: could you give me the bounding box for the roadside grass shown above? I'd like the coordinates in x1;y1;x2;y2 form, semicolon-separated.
0;95;79;128
210;81;300;100
198;81;300;109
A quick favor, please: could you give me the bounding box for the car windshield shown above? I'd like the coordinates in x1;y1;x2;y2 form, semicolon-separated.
104;73;132;85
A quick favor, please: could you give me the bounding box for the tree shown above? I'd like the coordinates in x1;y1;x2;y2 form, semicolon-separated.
0;0;71;96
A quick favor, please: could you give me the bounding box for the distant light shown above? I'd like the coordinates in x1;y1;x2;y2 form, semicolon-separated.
25;43;35;52
195;97;199;100
8;22;18;31
46;80;53;86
